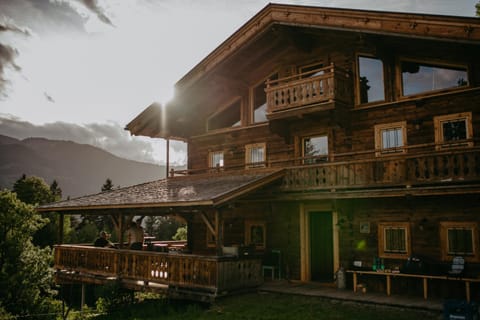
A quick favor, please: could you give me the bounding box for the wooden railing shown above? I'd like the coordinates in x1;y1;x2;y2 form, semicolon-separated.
54;245;262;294
281;148;480;191
265;64;350;113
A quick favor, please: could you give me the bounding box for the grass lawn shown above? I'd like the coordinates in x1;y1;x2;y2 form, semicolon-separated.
92;292;442;320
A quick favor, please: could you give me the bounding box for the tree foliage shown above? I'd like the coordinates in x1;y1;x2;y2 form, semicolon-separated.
477;1;480;16
13;175;66;247
102;178;114;192
0;190;59;317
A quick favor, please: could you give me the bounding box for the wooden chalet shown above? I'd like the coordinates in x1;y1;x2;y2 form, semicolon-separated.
39;3;480;302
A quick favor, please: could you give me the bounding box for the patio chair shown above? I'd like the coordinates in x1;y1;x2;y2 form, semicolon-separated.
448;256;465;278
262;249;281;280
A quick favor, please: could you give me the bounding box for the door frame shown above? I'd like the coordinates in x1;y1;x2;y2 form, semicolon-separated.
300;202;339;282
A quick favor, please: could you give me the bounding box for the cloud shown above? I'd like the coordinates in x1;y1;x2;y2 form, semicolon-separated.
0;114;183;165
78;0;114;26
0;44;20;98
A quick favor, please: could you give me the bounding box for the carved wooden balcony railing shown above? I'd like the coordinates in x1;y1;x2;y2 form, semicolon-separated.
265;64;350;115
54;245;262;295
281;148;480;192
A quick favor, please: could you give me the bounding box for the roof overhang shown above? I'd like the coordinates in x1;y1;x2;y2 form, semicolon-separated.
126;3;480;139
37;169;285;215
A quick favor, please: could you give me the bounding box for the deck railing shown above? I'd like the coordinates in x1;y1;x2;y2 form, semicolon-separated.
265;64;350;113
281;148;480;191
54;245;262;294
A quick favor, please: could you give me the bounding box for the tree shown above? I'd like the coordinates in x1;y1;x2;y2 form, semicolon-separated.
13;175;65;247
13;175;55;206
0;190;59;317
476;1;480;16
102;178;114;192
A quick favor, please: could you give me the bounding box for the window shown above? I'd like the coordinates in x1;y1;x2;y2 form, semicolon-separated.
357;56;385;104
401;60;468;97
440;222;479;262
299;62;324;78
378;222;411;259
302;135;328;164
245;143;266;168
209;151;224;169
434;112;473;150
252;73;278;124
207;98;241;131
374;122;407;156
245;220;266;249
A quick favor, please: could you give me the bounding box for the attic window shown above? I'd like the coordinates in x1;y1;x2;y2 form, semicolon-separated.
207;98;241;131
434;112;473;150
401;60;468;96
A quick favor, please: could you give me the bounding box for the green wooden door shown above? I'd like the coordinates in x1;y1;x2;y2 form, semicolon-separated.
309;211;334;282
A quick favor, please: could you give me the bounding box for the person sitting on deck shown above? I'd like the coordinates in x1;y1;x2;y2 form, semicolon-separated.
127;221;144;250
94;231;115;248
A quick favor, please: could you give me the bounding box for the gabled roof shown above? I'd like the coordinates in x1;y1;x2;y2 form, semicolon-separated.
127;3;480;139
175;3;480;93
37;169;284;213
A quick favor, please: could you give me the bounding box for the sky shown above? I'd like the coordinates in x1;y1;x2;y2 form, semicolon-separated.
0;0;478;165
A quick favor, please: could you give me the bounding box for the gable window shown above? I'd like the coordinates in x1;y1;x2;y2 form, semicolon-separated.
440;222;479;262
209;151;224;169
207;98;241;131
357;55;385;104
378;222;411;259
253;73;278;124
434;112;473;150
245;143;266;168
302;135;328;164
245;220;266;249
374;122;407;156
299;62;324;78
401;60;468;97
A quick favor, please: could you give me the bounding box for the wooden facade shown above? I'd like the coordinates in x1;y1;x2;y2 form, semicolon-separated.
43;4;480;301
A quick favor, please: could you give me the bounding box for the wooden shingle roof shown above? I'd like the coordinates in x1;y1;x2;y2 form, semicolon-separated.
37;170;284;213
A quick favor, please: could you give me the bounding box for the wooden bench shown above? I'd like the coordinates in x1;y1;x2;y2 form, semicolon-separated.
347;270;480;302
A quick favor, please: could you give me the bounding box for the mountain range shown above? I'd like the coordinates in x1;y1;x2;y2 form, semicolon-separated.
0;134;171;199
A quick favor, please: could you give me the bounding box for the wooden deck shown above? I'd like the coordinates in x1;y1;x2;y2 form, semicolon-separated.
259;280;444;313
54;245;263;302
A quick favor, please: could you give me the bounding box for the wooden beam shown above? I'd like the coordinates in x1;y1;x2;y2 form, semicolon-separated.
199;211;216;236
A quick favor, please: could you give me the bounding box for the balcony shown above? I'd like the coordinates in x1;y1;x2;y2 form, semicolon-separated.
54;245;262;301
280;147;480;196
265;64;351;120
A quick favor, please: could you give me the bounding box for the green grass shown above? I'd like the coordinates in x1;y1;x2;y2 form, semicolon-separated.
91;292;442;320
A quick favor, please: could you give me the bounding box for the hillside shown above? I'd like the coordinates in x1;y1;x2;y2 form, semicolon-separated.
0;135;170;199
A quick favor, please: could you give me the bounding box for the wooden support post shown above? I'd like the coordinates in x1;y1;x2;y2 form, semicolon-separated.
166;138;170;178
215;209;223;256
80;284;85;315
119;213;124;249
58;213;64;244
352;272;357;293
423;277;428;299
386;275;391;296
466;281;471;302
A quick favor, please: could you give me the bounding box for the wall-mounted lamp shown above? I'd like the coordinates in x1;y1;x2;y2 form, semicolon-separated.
413;119;423;130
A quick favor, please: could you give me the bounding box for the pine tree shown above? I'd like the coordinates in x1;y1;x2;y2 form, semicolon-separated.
101;178;114;192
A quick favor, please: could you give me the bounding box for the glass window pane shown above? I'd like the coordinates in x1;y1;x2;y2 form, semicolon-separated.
448;228;473;255
253;73;277;123
401;61;468;96
381;127;403;149
303;136;328;164
442;119;467;142
211;152;224;168
358;56;385;104
384;228;406;253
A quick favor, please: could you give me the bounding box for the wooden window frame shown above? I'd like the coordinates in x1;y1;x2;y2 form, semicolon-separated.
245;142;266;169
355;53;386;106
440;221;479;262
434;112;473;150
245;220;266;249
302;135;329;164
378;222;411;259
397;57;470;98
374;121;407;157
208;150;224;169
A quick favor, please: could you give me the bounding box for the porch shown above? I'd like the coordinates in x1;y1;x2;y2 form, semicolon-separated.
54;244;263;302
